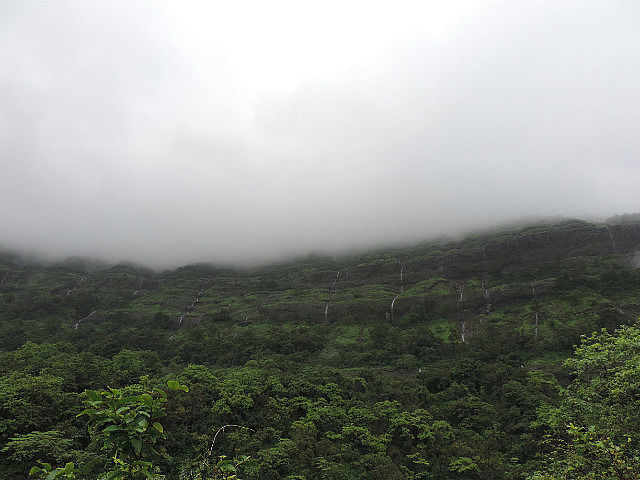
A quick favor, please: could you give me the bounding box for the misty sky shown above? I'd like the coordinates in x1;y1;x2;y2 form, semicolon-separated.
1;0;639;267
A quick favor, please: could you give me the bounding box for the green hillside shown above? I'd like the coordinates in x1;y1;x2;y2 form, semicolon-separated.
1;219;640;479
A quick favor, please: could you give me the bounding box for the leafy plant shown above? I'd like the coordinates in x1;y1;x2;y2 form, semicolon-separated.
29;381;189;480
179;425;252;480
531;323;640;479
180;454;250;480
78;380;188;479
29;461;78;480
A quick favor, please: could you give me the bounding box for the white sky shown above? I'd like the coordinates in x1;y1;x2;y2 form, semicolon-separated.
1;0;639;266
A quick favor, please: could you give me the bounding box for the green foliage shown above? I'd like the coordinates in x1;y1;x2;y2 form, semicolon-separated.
531;323;640;479
1;221;640;479
180;453;250;480
23;381;189;480
29;461;78;480
77;381;189;479
3;431;74;466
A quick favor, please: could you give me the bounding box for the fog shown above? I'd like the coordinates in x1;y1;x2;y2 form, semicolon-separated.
1;1;639;267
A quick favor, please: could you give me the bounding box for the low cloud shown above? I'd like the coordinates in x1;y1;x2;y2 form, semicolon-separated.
1;1;639;267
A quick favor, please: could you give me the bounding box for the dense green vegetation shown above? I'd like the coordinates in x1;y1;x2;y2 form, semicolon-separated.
1;219;639;479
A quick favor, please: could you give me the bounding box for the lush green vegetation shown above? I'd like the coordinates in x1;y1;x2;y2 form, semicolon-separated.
1;219;639;479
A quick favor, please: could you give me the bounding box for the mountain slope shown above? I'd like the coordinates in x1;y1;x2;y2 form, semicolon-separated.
1;219;640;479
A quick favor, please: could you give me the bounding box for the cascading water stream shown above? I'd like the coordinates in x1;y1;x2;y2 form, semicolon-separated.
390;262;407;321
605;226;617;252
0;271;7;286
390;293;400;320
73;311;96;329
66;276;88;296
133;278;145;296
233;316;250;338
177;284;206;328
534;312;539;341
324;270;340;322
457;285;465;342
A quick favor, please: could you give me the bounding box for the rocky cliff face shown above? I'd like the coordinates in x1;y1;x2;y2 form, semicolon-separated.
1;220;639;338
236;221;640;326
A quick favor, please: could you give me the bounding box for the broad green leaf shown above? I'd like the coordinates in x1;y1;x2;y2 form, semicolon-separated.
166;380;179;389
105;467;124;479
131;437;143;456
85;390;102;402
167;381;189;392
76;408;96;417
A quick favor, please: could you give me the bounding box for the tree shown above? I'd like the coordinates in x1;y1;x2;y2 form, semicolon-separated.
28;380;251;480
530;323;640;479
29;380;189;480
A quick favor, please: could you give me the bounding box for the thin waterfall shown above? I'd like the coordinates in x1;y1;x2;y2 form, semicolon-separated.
0;271;7;286
390;261;406;320
73;311;96;329
457;285;465;342
390;293;400;320
234;316;250;338
324;270;340;322
177;284;206;328
66;276;88;296
605;226;617;252
133;278;145;296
